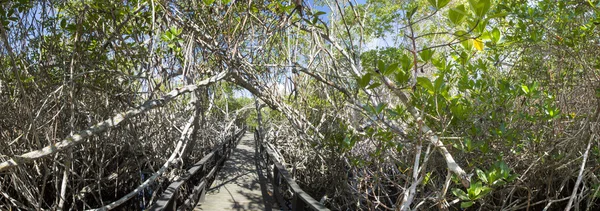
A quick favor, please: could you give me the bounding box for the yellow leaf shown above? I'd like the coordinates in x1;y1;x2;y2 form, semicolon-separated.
473;38;484;51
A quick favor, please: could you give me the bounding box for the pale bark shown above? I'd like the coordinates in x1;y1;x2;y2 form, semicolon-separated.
565;134;594;211
0;72;226;172
379;74;470;188
87;97;201;210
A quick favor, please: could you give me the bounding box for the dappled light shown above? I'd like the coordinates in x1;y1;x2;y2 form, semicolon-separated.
1;0;600;210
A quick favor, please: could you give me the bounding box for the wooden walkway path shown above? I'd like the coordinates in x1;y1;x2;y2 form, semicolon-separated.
194;132;277;210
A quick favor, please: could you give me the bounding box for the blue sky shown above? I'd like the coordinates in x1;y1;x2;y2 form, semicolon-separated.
234;0;376;99
306;0;368;22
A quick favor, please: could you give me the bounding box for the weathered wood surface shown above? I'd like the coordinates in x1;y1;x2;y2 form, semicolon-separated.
152;129;328;211
147;128;245;211
256;130;330;211
194;132;276;211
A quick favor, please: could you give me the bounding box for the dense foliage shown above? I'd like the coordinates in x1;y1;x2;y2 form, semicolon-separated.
1;0;599;210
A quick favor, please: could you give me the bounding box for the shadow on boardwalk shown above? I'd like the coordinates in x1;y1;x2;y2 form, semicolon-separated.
194;133;277;211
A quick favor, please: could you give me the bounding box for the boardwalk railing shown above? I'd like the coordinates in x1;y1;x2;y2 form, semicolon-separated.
147;127;246;211
255;129;330;211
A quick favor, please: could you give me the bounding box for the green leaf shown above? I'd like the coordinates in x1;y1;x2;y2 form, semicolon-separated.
342;135;354;149
480;31;491;40
283;4;295;13
314;11;326;16
363;104;375;115
407;6;419;19
472;18;489;34
507;174;518;182
476;169;488;184
394;105;406;117
366;82;381;89
469;0;491;18
487;11;508;18
461;201;474;208
434;76;445;92
375;103;386;114
427;0;436;8
429;0;451;10
395;70;410;84
498;161;510;176
476;186;492;199
423;172;432;185
428;0;450;10
521;84;530;94
383;63;399;75
488;170;499;185
493;179;507;186
462;38;473;50
66;24;76;33
357;73;372;88
491;27;501;43
386;108;399;118
23;76;34;83
377;60;386;74
417;77;435;95
593;184;600;198
169;26;182;36
343;136;351;144
395;144;404;152
468;181;483;198
400;53;413;72
454;30;469;38
419;49;434;62
448;5;467;25
432;56;448;71
203;0;215;5
451;103;467;120
60;19;67;29
455;31;472;50
451;188;470;200
161;34;170;42
438;0;451;9
221;0;232;4
464;138;473;152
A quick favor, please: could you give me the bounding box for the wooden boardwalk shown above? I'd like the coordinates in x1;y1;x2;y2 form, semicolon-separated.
194;132;277;210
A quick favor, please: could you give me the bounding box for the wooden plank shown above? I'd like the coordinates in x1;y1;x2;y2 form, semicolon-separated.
147;180;182;211
147;128;245;210
178;132;242;210
197;163;219;203
261;143;329;211
177;180;206;211
258;147;289;211
292;193;306;211
147;151;217;211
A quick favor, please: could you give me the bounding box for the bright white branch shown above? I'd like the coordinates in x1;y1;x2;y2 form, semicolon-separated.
0;71;227;172
86;111;198;211
379;74;470;188
565;134;594;211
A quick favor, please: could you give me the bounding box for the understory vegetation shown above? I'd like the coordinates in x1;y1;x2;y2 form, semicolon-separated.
1;0;600;210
